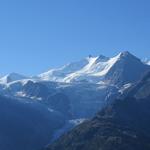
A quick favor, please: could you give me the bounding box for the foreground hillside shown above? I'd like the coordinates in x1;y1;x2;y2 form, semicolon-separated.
46;72;150;150
0;96;65;150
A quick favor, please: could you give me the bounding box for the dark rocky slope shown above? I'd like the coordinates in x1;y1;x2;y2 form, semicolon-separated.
46;72;150;150
0;95;65;150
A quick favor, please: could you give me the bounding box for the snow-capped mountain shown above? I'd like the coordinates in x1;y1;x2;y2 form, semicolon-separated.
104;51;150;86
0;51;148;119
0;51;149;150
38;57;90;82
38;51;150;86
0;51;149;86
38;54;116;83
0;73;28;84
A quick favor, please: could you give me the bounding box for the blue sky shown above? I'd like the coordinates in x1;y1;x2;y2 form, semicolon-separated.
0;0;150;76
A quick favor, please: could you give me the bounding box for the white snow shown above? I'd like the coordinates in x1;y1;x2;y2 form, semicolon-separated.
119;83;132;94
0;52;140;85
37;53;123;84
16;91;26;97
69;118;86;126
38;58;89;81
0;73;28;84
63;53;121;83
16;91;42;101
48;108;54;112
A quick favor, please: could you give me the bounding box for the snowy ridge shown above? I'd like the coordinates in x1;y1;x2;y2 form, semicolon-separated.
0;51;149;85
63;53;121;83
0;73;28;84
38;58;89;82
38;52;124;83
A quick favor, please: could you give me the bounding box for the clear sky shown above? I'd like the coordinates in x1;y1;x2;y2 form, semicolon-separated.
0;0;150;76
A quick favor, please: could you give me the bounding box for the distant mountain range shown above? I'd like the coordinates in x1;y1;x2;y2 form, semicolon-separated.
0;51;149;150
1;51;149;85
0;51;149;119
38;51;150;85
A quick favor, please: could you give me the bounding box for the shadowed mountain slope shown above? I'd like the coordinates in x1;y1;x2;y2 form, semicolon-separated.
46;72;150;150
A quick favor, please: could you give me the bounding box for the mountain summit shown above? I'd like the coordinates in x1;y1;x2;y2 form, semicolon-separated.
38;51;150;86
0;52;148;86
0;73;28;84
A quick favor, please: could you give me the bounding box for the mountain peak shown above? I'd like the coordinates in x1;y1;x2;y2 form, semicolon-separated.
118;51;139;60
0;73;27;84
38;51;150;85
119;51;132;57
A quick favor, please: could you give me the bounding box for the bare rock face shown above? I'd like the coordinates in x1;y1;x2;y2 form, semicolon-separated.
46;72;150;150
